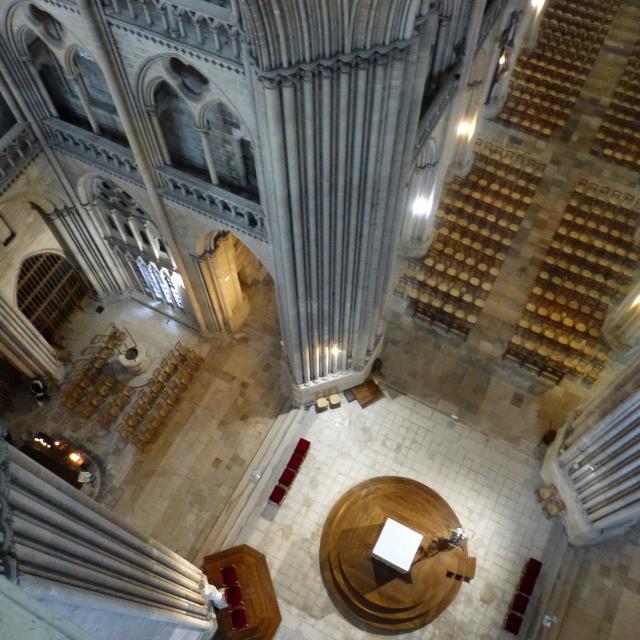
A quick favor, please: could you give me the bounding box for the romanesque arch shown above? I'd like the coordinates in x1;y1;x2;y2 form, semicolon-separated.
16;251;89;345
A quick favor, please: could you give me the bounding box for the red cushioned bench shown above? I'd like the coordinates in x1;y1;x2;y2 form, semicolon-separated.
287;452;304;472
510;592;529;615
278;467;296;488
504;612;522;635
268;439;312;506
224;584;243;607
222;565;238;586
294;437;311;457
268;485;286;505
229;607;248;630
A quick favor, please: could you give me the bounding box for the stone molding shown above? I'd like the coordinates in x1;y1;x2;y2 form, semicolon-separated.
0;123;43;196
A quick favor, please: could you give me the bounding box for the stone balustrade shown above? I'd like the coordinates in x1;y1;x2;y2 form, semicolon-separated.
46;118;265;240
0;122;42;195
159;165;267;241
101;0;244;65
45;117;141;182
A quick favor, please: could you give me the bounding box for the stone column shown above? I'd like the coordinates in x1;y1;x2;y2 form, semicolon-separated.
241;1;434;399
406;0;487;249
542;355;640;544
0;437;216;640
0;297;63;382
42;203;128;298
443;0;488;176
195;126;219;186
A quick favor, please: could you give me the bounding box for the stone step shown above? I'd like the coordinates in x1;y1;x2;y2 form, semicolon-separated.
523;521;584;640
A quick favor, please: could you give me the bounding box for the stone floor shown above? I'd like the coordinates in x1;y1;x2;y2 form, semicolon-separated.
235;396;553;640
3;278;291;560
557;523;640;640
381;311;587;455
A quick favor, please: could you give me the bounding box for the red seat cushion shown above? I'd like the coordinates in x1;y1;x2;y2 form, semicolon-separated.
224;584;242;607
510;592;529;615
519;573;536;596
287;453;304;472
504;612;522;635
278;467;296;488
525;558;542;579
230;607;248;630
222;565;237;586
269;485;286;505
294;438;311;457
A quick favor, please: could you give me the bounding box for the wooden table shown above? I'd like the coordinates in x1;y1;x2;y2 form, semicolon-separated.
202;545;280;640
319;476;469;634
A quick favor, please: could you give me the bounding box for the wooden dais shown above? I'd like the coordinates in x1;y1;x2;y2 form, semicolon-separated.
319;476;469;634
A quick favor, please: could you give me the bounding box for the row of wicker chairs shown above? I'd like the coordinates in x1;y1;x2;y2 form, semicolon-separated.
592;38;640;170
116;342;204;450
504;181;639;383
60;325;128;419
396;141;545;337
499;0;620;138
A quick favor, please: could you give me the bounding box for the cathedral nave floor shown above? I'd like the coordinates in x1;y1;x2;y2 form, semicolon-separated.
231;396;555;640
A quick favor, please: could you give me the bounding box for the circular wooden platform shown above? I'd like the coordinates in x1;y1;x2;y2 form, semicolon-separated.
319;476;468;634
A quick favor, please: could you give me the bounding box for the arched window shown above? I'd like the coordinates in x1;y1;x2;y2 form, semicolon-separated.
28;5;63;42
130;256;152;296
205;102;258;197
27;36;90;131
93;178;186;312
162;268;185;309
135;259;184;309
155;82;208;180
17;252;90;343
74;50;126;144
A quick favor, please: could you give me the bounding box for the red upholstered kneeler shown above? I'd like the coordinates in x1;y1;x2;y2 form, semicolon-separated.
504;612;522;635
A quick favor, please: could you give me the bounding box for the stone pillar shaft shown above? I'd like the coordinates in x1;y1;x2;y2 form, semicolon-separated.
257;50;422;388
0;439;215;636
0;297;63;382
542;355;640;544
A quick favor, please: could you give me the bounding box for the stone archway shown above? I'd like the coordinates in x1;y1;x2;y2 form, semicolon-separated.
16;251;90;346
194;231;272;334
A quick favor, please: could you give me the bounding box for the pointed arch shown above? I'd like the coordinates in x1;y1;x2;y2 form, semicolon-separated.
16;252;90;345
25;33;91;131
